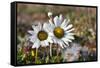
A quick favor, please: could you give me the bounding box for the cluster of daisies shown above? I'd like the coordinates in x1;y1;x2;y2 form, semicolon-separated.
28;12;75;57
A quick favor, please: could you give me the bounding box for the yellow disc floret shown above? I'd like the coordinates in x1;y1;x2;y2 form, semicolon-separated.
53;27;64;39
37;31;48;41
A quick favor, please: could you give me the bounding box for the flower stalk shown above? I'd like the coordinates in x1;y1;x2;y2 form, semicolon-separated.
35;48;38;63
50;43;52;57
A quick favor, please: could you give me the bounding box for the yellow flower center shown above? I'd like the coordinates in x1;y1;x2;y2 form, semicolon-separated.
53;27;64;39
37;31;48;41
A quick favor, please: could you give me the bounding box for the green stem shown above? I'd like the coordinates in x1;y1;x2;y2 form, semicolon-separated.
56;44;59;62
50;43;52;57
35;48;38;63
57;44;59;56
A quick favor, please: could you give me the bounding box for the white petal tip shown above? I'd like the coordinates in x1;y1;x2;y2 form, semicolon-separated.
32;46;35;48
28;31;33;34
48;12;53;17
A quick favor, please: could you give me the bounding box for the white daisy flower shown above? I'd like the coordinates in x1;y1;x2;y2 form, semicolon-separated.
47;14;75;48
28;23;53;49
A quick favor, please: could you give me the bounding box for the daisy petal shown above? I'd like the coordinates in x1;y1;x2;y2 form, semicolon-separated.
65;28;75;32
29;35;37;43
59;14;63;22
43;23;47;29
48;12;52;17
64;24;73;31
32;25;39;33
62;42;67;48
61;19;67;28
49;19;55;27
43;23;47;30
58;14;63;25
65;32;75;36
48;32;54;37
43;23;52;33
32;25;35;30
63;40;69;46
61;19;70;28
41;41;46;47
54;16;61;26
47;37;53;43
32;39;40;48
44;40;49;46
38;22;42;30
53;37;57;43
49;20;55;32
58;40;64;48
62;37;72;42
65;36;74;40
28;30;34;35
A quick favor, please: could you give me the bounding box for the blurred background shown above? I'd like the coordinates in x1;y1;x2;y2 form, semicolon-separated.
17;3;97;64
